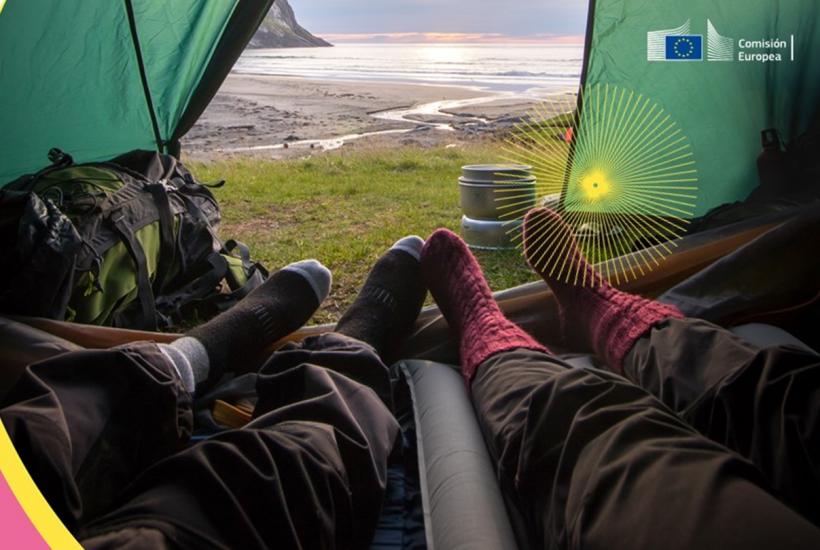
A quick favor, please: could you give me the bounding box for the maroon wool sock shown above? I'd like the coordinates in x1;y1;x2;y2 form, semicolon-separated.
421;229;548;386
522;207;683;373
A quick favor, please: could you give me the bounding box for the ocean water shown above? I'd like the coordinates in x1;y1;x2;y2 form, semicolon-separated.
235;43;583;93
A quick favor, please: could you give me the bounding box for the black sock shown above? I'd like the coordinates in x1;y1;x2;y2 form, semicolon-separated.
188;260;331;386
336;237;427;358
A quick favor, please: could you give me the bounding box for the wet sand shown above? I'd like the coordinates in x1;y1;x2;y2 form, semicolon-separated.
181;73;564;160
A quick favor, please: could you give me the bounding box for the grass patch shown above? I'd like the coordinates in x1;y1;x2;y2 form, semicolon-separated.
187;143;539;325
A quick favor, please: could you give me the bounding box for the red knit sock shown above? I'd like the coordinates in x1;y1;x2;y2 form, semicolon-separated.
523;208;683;373
421;229;549;386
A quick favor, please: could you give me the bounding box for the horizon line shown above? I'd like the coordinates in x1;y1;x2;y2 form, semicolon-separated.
316;32;585;45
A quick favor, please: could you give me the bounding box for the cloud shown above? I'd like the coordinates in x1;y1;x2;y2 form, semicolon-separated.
318;32;585;44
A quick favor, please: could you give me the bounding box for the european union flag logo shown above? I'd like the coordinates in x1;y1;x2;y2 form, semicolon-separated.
665;35;703;61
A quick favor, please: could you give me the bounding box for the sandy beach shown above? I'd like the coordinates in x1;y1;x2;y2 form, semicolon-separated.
182;73;564;160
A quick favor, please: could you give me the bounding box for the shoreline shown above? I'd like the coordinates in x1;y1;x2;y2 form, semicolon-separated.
182;73;575;161
234;69;500;96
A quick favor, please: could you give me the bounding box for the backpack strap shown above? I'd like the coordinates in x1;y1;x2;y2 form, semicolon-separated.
100;180;143;212
155;253;229;325
224;239;253;270
110;209;158;330
146;183;176;295
81;180;148;270
154;245;270;327
6;148;75;192
91;177;174;329
223;239;268;298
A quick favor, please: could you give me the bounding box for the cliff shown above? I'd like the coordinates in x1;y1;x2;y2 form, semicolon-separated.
248;0;331;48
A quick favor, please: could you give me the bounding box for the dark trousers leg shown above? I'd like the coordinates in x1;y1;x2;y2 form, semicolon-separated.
624;318;820;524
1;343;192;531
80;333;399;549
472;348;820;550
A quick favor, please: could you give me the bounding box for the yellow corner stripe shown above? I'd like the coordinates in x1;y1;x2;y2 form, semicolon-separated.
0;422;81;549
0;0;6;16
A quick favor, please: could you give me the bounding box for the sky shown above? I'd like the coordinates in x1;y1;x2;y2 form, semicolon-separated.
293;0;588;44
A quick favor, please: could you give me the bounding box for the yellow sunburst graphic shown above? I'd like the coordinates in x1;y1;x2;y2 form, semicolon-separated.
495;84;700;286
579;168;613;201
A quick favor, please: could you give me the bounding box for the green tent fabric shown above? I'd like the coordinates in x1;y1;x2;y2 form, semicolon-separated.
3;0;817;216
0;0;272;183
574;0;820;217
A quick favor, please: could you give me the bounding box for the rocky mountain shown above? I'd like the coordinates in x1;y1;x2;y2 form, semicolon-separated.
249;0;331;49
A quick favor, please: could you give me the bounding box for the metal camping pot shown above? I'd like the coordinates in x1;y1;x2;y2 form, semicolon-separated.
459;177;536;220
461;164;533;183
459;164;535;250
460;216;523;250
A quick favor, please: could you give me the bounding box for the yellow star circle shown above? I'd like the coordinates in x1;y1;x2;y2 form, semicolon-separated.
673;37;694;58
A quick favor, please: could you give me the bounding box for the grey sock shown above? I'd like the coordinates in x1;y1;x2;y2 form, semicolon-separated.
158;336;210;393
335;236;427;356
391;235;425;261
162;259;331;394
185;258;332;390
281;259;333;304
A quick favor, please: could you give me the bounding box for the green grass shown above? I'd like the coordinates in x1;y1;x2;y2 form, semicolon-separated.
187;143;539;325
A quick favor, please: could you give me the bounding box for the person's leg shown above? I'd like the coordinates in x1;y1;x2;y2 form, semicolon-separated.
626;317;820;525
335;235;427;364
1;343;193;531
80;361;399;549
1;259;332;532
78;239;427;548
523;208;820;524
174;258;332;389
248;235;427;410
521;207;683;375
422;228;820;550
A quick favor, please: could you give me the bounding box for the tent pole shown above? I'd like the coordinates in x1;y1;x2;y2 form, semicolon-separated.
123;0;165;153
